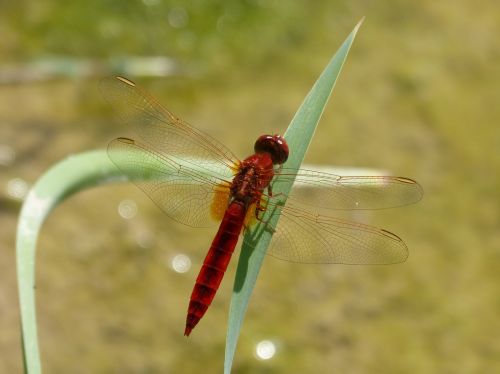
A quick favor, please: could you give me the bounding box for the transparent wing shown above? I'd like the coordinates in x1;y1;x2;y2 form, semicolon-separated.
108;137;232;227
101;76;240;176
252;201;409;264
272;168;423;210
102;76;238;226
103;76;418;259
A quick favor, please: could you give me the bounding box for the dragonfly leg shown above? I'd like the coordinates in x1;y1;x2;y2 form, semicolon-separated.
254;215;276;233
268;182;286;199
254;203;266;221
253;202;276;233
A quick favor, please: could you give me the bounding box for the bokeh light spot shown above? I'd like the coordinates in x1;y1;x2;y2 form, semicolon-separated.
255;340;276;360
168;7;189;28
118;199;138;219
135;230;154;249
171;254;191;273
6;178;28;200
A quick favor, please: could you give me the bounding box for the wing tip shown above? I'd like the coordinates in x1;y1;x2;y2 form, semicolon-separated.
380;228;403;242
116;76;136;86
115;137;136;145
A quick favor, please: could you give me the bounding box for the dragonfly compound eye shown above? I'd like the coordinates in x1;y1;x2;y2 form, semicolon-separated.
254;134;289;165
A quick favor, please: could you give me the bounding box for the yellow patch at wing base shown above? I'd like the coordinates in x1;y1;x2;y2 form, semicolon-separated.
243;195;268;228
243;202;257;228
210;183;231;221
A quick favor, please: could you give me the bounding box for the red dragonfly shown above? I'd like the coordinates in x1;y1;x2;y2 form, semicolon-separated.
102;76;423;336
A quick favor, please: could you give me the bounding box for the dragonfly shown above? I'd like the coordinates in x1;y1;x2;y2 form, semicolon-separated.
101;76;423;336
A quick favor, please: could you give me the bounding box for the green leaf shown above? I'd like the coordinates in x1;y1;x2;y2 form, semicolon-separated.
224;19;364;373
16;150;133;374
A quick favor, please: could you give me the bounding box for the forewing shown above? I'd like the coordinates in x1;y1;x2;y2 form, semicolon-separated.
272;168;423;210
101;76;239;175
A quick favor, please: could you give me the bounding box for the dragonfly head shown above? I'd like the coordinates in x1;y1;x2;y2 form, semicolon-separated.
254;134;289;165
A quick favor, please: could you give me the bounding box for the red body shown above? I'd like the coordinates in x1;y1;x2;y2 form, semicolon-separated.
185;152;276;336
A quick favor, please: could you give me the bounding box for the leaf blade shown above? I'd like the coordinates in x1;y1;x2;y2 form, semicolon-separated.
224;19;364;374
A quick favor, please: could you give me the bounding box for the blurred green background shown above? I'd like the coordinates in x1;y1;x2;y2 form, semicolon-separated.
1;1;499;373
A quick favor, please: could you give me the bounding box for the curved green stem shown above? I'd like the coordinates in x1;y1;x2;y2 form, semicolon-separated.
16;150;125;374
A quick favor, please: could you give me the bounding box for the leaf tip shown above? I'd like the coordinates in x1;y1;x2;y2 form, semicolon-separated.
355;17;365;31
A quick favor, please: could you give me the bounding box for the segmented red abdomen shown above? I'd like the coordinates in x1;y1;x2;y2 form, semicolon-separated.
184;200;247;336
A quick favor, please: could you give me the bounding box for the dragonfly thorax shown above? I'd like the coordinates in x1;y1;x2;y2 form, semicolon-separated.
230;153;274;205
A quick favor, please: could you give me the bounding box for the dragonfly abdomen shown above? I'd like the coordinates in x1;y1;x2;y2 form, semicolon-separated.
185;200;247;336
